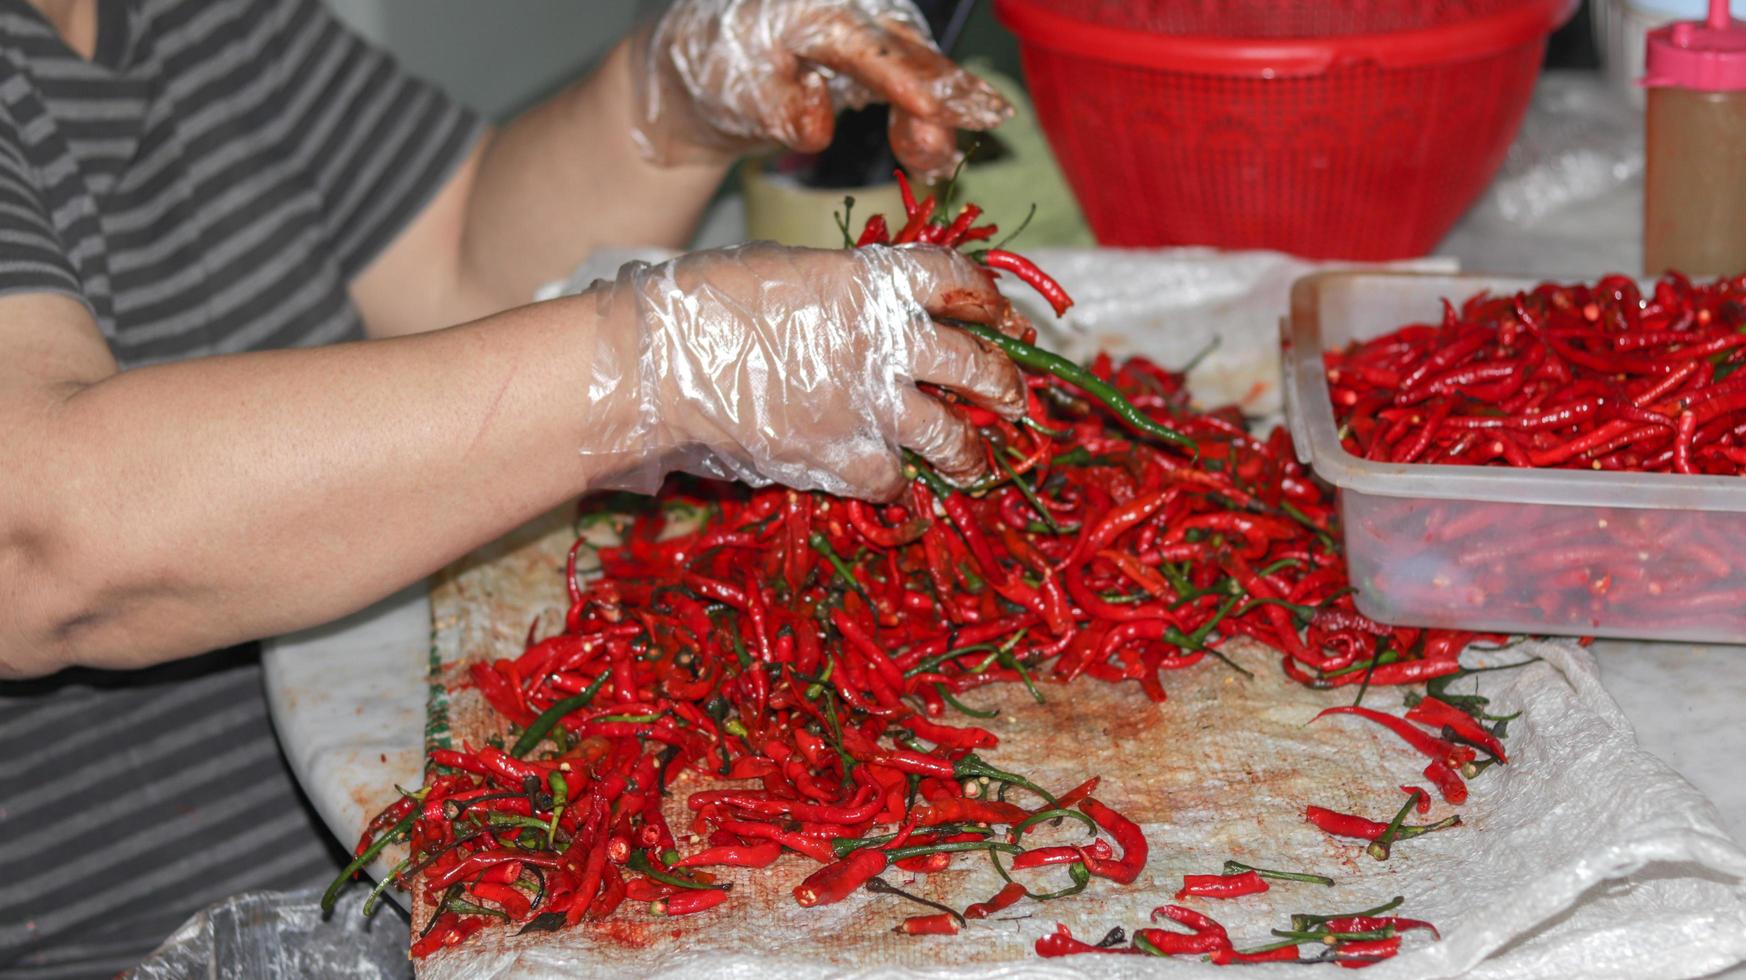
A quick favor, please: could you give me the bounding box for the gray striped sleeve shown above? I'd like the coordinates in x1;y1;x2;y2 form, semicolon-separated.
275;0;484;280
0;113;83;302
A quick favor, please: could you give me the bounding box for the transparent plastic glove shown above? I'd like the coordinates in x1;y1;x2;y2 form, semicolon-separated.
631;0;1011;180
581;242;1029;500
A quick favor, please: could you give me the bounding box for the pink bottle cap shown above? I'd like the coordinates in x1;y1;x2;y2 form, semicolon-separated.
1645;0;1746;91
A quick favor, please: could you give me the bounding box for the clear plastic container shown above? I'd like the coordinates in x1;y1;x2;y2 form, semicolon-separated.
1281;271;1746;643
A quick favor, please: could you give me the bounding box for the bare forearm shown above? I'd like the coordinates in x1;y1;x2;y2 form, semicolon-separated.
3;297;614;675
457;38;729;306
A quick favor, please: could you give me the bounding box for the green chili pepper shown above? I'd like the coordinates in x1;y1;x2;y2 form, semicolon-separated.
511;673;611;758
627;850;729;891
321;808;416;914
947;321;1197;454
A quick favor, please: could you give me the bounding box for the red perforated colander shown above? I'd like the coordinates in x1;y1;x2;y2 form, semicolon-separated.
995;0;1579;259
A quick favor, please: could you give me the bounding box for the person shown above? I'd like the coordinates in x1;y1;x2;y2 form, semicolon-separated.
0;0;1023;973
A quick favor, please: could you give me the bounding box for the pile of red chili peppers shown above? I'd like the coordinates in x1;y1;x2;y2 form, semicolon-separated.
327;183;1493;961
1326;272;1746;633
1327;272;1746;473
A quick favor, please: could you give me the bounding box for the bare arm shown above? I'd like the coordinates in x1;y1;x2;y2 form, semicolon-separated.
0;292;619;676
351;39;730;337
0;243;1027;678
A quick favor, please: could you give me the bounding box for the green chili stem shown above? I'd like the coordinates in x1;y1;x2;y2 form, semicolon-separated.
1029;860;1092;900
1271;927;1397;944
864;876;966;926
903;450;956;497
1366;791;1422;861
954;753;1057;807
1012;808;1098;840
834;195;856;248
446;898;511;921
987;203;1036;253
884;840;1022;862
832;824;990;859
1234;937;1306;956
905;642;1000;679
1178;335;1222;375
1293;896;1404;932
361;857;409;918
1256;556;1307;577
935;684;998;719
809;532;870;602
488;813;557;832
998;650;1046;704
996;454;1061;532
1222;860;1335;886
1236;595;1318;623
1322;646;1399;680
1280;501;1337;550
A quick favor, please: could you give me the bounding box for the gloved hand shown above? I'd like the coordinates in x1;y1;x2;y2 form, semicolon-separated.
630;0;1011;180
580;242;1029;500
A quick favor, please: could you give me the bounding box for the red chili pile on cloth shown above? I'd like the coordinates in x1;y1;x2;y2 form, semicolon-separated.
1326;272;1746;473
328;187;1488;960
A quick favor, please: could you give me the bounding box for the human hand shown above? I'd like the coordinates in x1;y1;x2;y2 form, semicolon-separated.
630;0;1010;180
580;242;1028;499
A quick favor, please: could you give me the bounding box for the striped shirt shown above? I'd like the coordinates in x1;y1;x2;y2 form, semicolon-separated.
0;0;481;975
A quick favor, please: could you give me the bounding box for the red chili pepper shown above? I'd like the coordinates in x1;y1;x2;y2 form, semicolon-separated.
938;203;984;249
894;168;918;216
793;849;888;907
624;876;678;902
672;841;782;869
894;912;961;936
653;889;729;916
1009;838;1113;869
1174;869;1269;900
1212;945;1301;964
410;913;487;958
469;880;532;920
898;715;998;751
1304;805;1390;841
1034;923;1137;957
1312;705;1469;770
1323;915;1440;938
1400;785;1430;815
914;798;1030;827
1406;696;1507;763
1133;926;1230;956
983;249;1074;317
1422;759;1468;804
894;851;953;873
1077;798;1148;884
964;882;1027;919
1335;936;1402;967
855;214;891;247
1150;904;1231;948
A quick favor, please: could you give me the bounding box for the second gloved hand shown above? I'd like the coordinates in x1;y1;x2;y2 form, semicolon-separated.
580;242;1028;500
631;0;1010;180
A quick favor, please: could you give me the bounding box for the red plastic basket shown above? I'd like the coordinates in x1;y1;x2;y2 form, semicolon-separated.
996;0;1579;259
